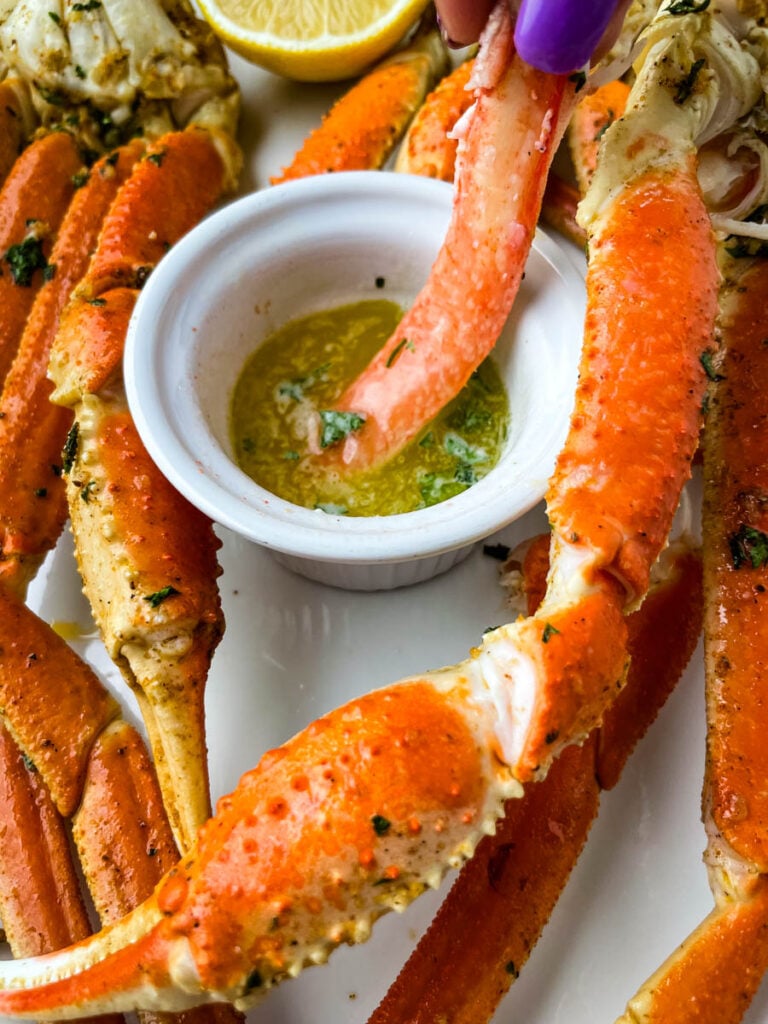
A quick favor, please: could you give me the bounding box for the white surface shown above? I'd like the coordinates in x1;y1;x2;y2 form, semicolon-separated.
124;170;585;588
18;46;768;1024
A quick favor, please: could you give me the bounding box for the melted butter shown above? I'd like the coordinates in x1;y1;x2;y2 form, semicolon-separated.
230;300;509;517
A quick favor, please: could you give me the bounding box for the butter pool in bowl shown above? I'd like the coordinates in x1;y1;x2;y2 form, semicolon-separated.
124;171;584;590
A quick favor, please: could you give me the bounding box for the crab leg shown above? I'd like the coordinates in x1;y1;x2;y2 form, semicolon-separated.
0;138;145;597
395;54;585;246
0;582;243;1024
271;16;447;184
0;78;34;184
46;126;236;854
614;250;768;1023
368;535;703;1024
0;131;83;386
321;4;577;473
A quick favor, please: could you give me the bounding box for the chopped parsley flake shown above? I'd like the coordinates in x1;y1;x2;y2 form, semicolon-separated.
143;585;181;607
87;297;107;306
74;64;86;79
372;814;391;835
147;150;166;167
542;623;561;643
700;350;723;381
80;480;97;502
48;10;61;23
318;410;366;448
667;0;709;12
385;337;414;368
729;524;768;569
454;462;478;486
61;422;79;474
72;1;102;10
444;433;486;464
4;236;49;286
674;58;705;104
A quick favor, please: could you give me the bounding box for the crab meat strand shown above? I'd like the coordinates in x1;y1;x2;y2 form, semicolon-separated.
394;53;586;246
323;3;577;473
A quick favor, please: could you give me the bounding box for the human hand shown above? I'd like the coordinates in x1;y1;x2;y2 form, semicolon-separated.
434;0;632;74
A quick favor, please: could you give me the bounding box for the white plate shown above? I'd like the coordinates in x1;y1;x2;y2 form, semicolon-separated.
19;47;768;1024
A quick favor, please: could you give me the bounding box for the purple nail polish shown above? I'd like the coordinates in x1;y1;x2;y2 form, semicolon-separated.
514;0;618;74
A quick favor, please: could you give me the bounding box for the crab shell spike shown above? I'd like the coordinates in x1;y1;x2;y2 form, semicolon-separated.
0;581;633;1019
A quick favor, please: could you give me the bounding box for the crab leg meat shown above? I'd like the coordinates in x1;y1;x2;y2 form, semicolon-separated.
395;54;585;246
322;4;577;473
0;138;145;597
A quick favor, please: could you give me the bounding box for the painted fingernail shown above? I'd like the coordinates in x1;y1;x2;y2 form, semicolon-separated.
514;0;618;74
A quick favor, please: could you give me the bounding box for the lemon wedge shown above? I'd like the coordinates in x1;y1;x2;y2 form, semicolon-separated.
198;0;432;81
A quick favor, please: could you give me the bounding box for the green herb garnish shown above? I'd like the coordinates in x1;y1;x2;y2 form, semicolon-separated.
667;0;709;12
542;623;561;643
372;814;391;836
700;350;723;382
143;585;181;607
729;524;768;569
318;410;366;448
674;58;705;104
385;337;414;368
4;236;49;286
61;422;79;474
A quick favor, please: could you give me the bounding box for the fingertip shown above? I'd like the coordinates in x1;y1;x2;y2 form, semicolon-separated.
434;0;497;46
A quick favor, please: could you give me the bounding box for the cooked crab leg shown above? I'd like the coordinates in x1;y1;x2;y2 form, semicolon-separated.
0;138;145;597
0;130;82;386
271;16;447;184
0;720;94;955
321;4;577;473
0;583;243;1024
368;535;703;1024
614;248;768;1024
47;126;237;853
395;54;585;246
0;78;33;184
